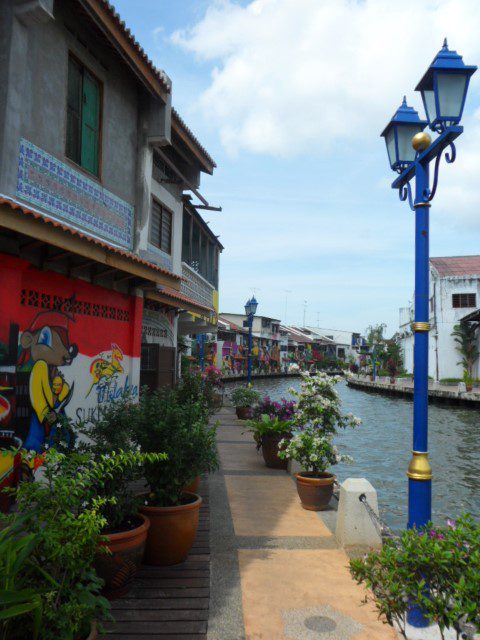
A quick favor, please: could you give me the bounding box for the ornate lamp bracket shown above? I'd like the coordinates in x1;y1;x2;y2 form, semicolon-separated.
423;141;457;202
399;181;414;211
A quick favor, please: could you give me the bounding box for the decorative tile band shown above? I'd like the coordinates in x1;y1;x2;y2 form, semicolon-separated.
17;139;134;250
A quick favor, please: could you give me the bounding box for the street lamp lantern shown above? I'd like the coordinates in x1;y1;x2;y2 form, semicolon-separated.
244;296;258;386
244;296;258;317
381;97;428;172
416;39;477;132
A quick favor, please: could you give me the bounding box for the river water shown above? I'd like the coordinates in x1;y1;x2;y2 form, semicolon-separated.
231;377;480;532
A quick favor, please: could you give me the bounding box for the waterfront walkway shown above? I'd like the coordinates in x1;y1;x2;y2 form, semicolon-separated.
209;405;397;640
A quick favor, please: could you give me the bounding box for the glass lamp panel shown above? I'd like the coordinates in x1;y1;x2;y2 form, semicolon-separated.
385;128;397;168
397;125;422;164
437;73;466;119
422;90;437;123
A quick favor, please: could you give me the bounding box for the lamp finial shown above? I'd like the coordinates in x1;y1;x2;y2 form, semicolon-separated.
442;37;448;50
402;95;407;106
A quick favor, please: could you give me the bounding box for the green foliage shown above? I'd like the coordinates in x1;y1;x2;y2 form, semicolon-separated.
245;414;293;450
365;323;386;347
177;370;216;417
130;388;218;507
350;514;480;639
230;386;261;408
2;450;111;640
278;428;347;473
452;323;479;377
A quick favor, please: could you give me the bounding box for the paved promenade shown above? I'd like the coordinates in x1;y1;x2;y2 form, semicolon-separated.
208;406;397;640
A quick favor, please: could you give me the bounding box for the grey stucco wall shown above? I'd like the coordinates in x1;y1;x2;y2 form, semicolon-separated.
0;0;139;208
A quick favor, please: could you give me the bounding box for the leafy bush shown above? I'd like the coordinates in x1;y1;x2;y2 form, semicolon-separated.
2;449;111;640
230;387;261;408
350;515;480;639
386;357;398;378
203;365;223;390
278;428;349;473
131;388;218;506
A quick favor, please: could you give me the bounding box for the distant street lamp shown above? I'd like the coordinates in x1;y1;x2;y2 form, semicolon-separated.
244;296;258;386
381;41;476;536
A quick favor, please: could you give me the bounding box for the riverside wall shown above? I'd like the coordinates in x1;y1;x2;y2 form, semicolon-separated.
347;376;480;408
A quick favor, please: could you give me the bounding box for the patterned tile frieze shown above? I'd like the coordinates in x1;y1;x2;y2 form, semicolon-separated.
17;139;134;249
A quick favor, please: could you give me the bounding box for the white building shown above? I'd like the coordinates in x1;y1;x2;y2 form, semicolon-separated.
398;256;480;381
304;327;367;361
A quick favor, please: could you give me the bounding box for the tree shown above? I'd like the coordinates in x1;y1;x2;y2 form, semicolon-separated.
452;322;479;377
365;323;387;347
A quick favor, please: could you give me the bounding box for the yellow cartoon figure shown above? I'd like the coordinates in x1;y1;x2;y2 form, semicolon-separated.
86;344;124;397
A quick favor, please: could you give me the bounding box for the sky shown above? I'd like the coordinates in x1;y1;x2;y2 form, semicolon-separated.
113;0;480;335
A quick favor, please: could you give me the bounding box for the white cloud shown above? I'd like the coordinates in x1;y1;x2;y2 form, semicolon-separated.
171;0;480;157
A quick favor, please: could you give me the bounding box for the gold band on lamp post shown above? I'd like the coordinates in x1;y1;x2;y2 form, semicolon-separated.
407;451;432;480
411;322;430;332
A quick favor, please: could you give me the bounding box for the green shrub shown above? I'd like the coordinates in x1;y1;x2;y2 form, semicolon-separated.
350;514;480;639
230;387;261;408
245;414;293;450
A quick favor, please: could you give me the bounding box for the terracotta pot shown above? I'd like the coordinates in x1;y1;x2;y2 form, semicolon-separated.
212;392;223;408
140;492;202;566
295;472;335;511
95;514;150;599
184;475;200;494
390;377;396;384
466;384;473;392
76;620;97;640
236;406;252;420
261;433;288;470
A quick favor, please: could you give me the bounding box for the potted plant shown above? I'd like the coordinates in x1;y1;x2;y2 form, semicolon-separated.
203;365;224;408
245;414;294;469
2;449;111;639
230;387;261;419
278;373;360;510
350;514;480;639
131;388;218;566
462;369;474;392
386;357;397;384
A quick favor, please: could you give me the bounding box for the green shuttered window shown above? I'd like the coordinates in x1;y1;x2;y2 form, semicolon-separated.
66;56;101;177
150;200;172;255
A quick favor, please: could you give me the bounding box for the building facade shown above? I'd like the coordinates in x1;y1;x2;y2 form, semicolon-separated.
0;0;219;450
398;256;480;381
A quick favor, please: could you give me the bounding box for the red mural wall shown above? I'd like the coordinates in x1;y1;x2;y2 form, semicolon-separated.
0;254;142;451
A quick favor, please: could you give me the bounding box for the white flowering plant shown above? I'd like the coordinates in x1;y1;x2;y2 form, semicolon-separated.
278;372;360;473
288;372;361;435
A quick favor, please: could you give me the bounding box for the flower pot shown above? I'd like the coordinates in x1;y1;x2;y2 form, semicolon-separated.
295;472;335;511
140;492;202;566
261;433;288;470
390;377;396;384
184;475;200;494
95;514;150;599
212;392;223;408
235;406;252;420
466;384;473;392
85;621;98;640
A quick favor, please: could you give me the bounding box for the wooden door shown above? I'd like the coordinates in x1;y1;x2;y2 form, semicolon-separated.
140;344;176;391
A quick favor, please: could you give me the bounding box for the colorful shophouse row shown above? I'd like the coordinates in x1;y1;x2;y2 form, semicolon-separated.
0;0;220;450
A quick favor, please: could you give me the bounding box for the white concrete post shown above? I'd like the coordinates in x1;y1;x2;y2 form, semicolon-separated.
335;478;382;549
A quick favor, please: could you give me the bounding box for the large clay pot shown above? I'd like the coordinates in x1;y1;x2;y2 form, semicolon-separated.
295;472;335;511
212;392;223;408
261;433;289;470
95;514;150;599
184;476;200;493
236;406;252;420
140;492;202;566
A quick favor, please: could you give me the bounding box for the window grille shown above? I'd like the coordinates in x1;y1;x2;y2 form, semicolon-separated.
452;293;476;308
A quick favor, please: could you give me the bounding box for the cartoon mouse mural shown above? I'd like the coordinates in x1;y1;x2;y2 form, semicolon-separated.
19;309;78;452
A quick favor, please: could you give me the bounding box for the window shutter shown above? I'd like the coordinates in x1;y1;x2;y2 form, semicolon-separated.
161;210;171;254
66;58;82;165
81;71;100;176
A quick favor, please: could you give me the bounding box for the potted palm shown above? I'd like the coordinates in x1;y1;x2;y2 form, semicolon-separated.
230;387;261;419
79;399;167;598
278;373;360;510
132;388;218;566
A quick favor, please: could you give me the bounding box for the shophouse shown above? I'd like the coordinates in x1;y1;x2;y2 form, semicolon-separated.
398;256;480;381
0;0;218;449
220;313;282;373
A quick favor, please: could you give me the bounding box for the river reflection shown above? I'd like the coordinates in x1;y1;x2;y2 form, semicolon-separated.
228;377;480;531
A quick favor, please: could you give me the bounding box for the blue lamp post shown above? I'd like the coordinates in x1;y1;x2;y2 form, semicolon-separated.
244;296;258;386
382;41;476;538
199;334;205;371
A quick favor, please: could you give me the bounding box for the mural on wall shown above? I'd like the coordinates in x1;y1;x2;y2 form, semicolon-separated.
17;306;78;452
0;256;141;451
